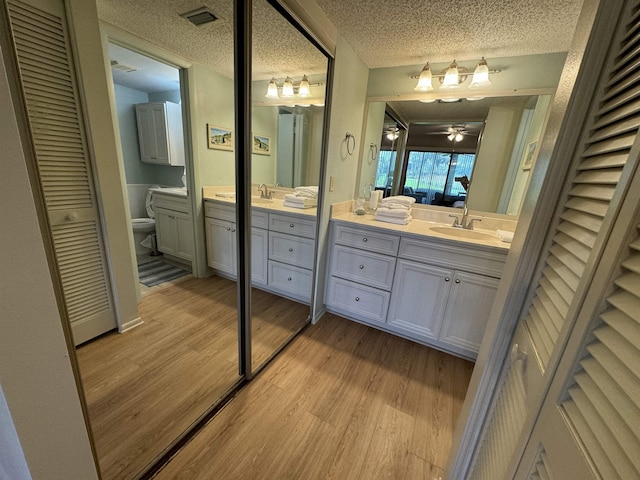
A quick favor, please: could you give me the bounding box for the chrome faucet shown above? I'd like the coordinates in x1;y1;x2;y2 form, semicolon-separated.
449;204;482;230
258;183;272;199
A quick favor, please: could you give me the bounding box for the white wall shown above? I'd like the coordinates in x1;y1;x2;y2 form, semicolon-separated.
313;34;370;320
469;105;523;212
252;106;279;185
0;43;98;479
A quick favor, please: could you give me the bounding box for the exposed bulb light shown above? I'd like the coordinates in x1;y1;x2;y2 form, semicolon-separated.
281;77;294;97
298;75;311;97
414;63;434;91
440;97;461;103
455;132;464;142
419;97;436;103
441;60;460;89
470;57;491;88
386;130;399;140
265;78;279;99
466;96;485;101
447;133;455;141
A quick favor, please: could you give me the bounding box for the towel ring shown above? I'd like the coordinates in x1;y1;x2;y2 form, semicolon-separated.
345;132;356;156
368;143;378;164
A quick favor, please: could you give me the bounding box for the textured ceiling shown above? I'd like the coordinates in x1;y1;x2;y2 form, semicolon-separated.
316;0;585;68
97;0;584;79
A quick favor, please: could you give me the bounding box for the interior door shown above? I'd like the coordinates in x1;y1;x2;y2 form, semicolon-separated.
5;0;117;345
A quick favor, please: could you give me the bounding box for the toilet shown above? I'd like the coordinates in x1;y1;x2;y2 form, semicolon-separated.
132;188;157;255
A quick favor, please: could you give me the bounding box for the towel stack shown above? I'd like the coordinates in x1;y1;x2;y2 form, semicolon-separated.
374;195;415;225
284;186;319;209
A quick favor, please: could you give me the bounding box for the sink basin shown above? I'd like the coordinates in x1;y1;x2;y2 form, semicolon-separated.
429;226;497;242
251;196;274;204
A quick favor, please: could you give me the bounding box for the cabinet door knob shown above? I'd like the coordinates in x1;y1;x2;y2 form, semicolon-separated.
287;277;292;281
66;212;78;221
355;297;360;301
289;248;294;252
455;279;461;284
445;277;450;282
290;223;295;228
362;237;368;242
231;229;236;233
359;265;364;269
226;227;231;231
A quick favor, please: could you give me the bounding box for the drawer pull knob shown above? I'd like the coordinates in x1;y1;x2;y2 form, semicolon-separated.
289;248;294;252
455;279;461;284
226;227;231;231
290;223;295;228
287;277;292;281
445;277;450;282
359;265;364;269
362;237;368;242
231;229;236;233
355;297;360;301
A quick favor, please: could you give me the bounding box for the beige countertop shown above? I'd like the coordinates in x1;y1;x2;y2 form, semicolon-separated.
331;211;511;252
203;187;317;218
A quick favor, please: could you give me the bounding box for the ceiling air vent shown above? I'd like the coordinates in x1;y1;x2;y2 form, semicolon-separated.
180;7;218;27
110;60;139;73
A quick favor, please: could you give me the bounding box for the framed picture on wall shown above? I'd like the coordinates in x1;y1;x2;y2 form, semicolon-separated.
252;134;270;155
521;140;538;170
207;124;233;151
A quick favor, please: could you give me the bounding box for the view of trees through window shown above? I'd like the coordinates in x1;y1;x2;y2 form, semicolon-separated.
374;150;475;205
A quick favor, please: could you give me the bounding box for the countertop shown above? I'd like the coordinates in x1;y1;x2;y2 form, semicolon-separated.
203;189;317;218
331;211;511;252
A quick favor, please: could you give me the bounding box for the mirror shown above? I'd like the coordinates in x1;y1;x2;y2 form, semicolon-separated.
360;95;552;215
250;0;329;373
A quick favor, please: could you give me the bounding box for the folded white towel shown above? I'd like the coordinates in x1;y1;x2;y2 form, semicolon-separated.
215;192;235;198
377;202;411;211
375;207;413;218
381;195;416;207
294;191;317;199
294;186;319;198
284;199;316;209
497;229;514;243
375;214;412;225
284;193;317;205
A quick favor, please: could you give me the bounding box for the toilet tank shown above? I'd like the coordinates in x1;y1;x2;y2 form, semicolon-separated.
127;184;154;218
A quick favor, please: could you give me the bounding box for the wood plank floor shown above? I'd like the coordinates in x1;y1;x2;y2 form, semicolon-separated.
76;275;309;480
154;313;474;480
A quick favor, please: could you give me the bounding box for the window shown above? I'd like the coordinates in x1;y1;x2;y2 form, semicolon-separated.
403;151;475;205
374;150;397;190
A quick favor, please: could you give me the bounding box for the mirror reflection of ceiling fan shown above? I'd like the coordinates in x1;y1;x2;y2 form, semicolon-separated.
384;126;401;140
424;125;479;142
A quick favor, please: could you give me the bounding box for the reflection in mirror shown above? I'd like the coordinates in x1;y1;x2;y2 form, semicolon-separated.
250;0;329;373
362;95;552;216
72;2;242;479
374;110;407;197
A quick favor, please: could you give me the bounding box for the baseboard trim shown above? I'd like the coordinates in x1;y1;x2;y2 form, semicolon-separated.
119;316;144;333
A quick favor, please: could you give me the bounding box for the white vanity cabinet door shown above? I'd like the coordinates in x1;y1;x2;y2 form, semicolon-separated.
251;228;268;287
154;207;193;261
387;259;453;341
269;231;315;269
205;217;237;277
326;276;391;324
135;102;185;166
439;270;500;354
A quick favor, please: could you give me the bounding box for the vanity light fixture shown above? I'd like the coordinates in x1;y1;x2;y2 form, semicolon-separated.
264;75;322;99
281;77;294;97
411;57;500;92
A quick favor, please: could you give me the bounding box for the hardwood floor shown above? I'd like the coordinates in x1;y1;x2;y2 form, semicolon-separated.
154;314;474;480
76;275;309;480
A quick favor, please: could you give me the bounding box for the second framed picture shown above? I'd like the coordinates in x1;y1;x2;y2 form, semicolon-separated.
207;124;233;151
253;134;270;155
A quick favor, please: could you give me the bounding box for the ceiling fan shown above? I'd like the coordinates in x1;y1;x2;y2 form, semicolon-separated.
423;124;479;142
384;126;401;140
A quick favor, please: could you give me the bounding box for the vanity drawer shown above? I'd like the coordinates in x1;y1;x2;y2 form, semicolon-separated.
330;245;396;291
326;276;390;325
269;213;316;238
269;232;315;269
333;223;400;256
398;237;507;278
154;192;189;212
205;201;235;221
268;260;312;302
204;201;269;229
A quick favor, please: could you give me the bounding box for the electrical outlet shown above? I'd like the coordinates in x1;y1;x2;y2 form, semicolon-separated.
329;176;335;191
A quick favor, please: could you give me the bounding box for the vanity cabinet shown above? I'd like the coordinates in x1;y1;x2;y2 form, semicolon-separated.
204;201;268;286
135;102;185;166
325;221;507;359
153;193;193;261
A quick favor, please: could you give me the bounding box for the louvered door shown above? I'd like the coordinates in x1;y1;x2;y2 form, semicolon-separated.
5;0;117;344
468;0;640;477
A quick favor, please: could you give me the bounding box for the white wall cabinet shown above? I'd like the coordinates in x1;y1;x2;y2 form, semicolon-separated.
135;102;185;166
326;221;507;360
153;193;193;262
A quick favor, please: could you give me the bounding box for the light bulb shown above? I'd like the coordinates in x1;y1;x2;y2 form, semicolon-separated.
419;97;436;103
265;78;279;99
470;57;491;88
414;63;434;91
455;132;464;142
448;133;455;141
282;77;294;97
441;60;460;89
297;75;311;97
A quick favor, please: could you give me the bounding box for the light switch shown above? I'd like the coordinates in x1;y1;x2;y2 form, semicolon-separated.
329;176;335;191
